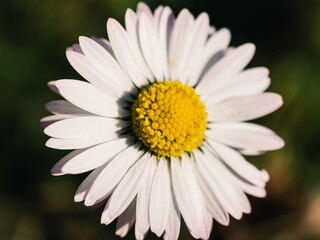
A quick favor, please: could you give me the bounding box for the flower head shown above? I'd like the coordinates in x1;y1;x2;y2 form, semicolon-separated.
41;2;284;239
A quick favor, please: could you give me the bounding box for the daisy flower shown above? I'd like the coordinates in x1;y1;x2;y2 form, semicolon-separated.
41;2;284;240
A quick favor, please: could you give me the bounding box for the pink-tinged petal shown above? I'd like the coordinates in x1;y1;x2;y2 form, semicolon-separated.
206;122;285;151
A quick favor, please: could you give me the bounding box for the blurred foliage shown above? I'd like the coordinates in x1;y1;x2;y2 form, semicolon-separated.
0;0;319;239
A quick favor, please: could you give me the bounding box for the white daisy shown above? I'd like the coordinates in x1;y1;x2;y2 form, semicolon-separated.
41;2;284;240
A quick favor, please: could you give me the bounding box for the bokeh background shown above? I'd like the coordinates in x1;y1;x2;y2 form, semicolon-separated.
1;0;320;239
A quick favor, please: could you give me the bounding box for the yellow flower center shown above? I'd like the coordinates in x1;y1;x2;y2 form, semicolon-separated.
131;81;207;158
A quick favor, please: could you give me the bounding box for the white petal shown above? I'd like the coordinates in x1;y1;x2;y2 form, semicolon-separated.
169;9;194;81
84;144;144;206
195;167;230;226
239;148;265;156
193;150;230;225
107;18;152;86
179;12;210;84
206;140;268;187
171;155;210;239
139;13;164;80
45;100;91;116
66;51;124;98
194;149;241;219
40;115;70;128
115;199;136;238
207;93;283;122
202;211;213;240
205;141;265;201
237;181;267;198
158;7;174;80
101;153;149;224
78;36;135;94
125;9;139;41
206;122;285;151
135;230;146;240
194;147;250;219
205;67;270;105
188;28;231;86
135;155;157;239
46;134;117;150
149;158;171;237
55;79;127;117
203;142;267;199
51;138;129;175
90;36;115;58
154;6;164;29
74;164;106;202
196;43;255;96
44;116;127;139
164;189;180;240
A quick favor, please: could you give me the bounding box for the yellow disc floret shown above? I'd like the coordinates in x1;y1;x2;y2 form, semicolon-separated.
131;81;207;158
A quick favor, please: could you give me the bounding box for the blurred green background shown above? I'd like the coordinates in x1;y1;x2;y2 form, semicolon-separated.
0;0;320;239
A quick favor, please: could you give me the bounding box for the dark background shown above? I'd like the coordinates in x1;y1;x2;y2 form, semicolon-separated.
1;0;320;239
